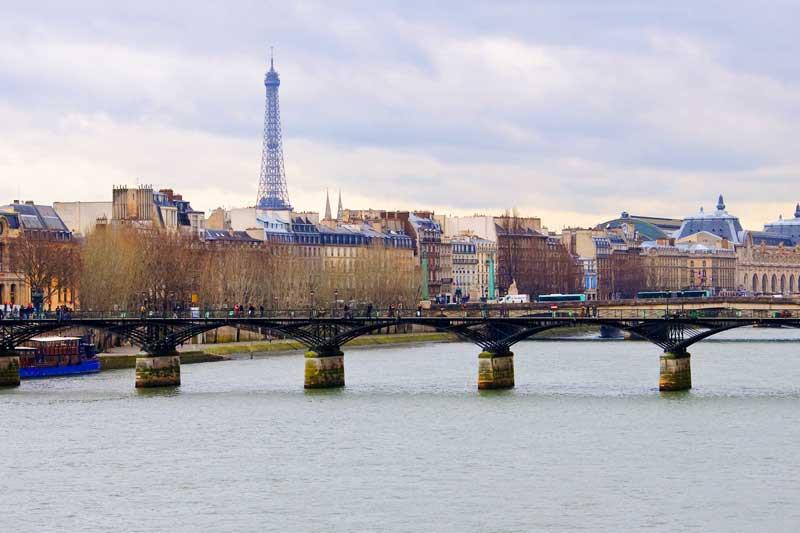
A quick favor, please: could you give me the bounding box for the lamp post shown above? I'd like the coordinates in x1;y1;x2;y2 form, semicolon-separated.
310;289;315;318
273;296;278;317
333;289;339;318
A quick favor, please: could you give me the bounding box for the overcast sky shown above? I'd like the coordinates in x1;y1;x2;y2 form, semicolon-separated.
2;1;800;230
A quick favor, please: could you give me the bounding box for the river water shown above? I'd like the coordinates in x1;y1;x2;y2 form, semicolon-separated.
3;328;800;532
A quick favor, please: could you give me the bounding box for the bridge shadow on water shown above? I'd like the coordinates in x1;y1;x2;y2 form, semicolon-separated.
135;386;181;398
477;388;516;398
657;389;692;400
303;387;345;398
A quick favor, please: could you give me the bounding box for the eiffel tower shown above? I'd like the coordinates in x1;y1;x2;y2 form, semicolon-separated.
256;51;292;210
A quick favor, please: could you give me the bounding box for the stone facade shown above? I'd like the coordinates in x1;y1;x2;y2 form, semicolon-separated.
736;233;800;294
112;186;204;236
641;242;737;292
450;235;497;301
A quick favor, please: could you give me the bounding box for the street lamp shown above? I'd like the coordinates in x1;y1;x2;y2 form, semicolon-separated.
333;289;339;317
310;289;315;318
273;295;278;317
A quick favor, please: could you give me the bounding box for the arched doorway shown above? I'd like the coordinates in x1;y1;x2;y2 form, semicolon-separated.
791;274;796;294
771;274;778;293
781;274;787;294
752;274;759;293
762;274;769;293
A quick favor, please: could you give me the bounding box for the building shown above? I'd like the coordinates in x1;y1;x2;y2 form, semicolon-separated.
450;235;497;301
407;212;451;301
112;185;204;235
640;240;737;293
495;216;582;297
53;201;112;237
435;213;543;242
674;196;743;244
763;204;800;243
201;229;261;247
561;228;607;300
247;207;419;305
597;213;682;243
450;236;477;302
0;201;76;309
736;231;800;294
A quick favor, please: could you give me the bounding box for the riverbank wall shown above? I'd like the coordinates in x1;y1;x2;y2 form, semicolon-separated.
98;331;456;370
98;326;603;370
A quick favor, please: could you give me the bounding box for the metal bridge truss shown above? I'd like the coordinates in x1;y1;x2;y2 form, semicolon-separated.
3;317;800;357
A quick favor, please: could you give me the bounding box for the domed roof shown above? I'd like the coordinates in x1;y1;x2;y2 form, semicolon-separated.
765;203;800;227
763;203;800;243
675;194;743;243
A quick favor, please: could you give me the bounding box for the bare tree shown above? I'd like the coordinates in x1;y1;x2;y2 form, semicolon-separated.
11;234;80;309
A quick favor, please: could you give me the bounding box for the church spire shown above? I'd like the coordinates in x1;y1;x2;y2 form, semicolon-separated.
324;189;332;220
337;189;343;221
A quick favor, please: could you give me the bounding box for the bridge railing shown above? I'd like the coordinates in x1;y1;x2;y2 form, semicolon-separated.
0;306;796;322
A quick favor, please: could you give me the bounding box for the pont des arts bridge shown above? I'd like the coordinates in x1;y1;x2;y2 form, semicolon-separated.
3;300;800;392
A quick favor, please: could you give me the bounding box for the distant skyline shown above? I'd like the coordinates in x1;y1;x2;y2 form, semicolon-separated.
2;1;800;230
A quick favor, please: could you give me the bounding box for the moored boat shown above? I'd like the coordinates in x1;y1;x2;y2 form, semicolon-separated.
17;336;100;379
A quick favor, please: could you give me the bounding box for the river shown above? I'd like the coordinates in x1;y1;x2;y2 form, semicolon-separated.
3;327;800;532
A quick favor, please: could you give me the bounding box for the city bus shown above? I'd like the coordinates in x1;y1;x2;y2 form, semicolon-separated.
636;290;710;299
675;289;711;298
636;291;673;299
537;293;587;303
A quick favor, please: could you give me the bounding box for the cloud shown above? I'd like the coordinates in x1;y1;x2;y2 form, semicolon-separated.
1;1;800;231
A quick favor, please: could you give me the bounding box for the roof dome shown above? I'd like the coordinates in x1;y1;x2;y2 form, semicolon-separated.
763;202;800;243
676;194;743;243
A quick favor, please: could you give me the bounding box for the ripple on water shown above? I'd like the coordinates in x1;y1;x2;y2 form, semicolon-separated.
4;339;800;531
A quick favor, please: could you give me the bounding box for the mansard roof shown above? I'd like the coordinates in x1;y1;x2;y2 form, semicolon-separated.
675;195;743;244
1;202;69;234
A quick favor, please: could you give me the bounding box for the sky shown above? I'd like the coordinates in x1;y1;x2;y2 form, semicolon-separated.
2;1;800;230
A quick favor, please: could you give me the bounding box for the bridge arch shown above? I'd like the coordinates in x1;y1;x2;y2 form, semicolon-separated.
6;315;800;362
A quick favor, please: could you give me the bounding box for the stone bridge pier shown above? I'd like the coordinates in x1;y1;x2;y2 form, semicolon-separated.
135;354;181;388
659;350;691;391
478;348;515;390
304;346;345;389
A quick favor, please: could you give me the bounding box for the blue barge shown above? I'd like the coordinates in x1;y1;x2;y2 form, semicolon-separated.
17;336;100;379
